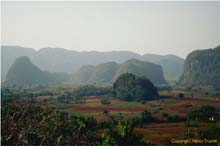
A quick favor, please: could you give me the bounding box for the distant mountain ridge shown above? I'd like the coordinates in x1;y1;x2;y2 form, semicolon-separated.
179;46;220;86
72;59;167;85
4;57;166;86
5;56;69;86
1;46;184;82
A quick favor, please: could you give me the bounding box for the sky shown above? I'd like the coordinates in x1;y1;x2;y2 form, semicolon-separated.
1;1;220;58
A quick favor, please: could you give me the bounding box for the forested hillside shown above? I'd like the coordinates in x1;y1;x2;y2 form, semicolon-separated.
1;46;184;81
72;59;167;85
179;46;220;86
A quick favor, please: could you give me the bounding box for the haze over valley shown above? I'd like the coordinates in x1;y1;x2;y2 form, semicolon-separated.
1;1;220;146
2;45;220;87
1;45;185;83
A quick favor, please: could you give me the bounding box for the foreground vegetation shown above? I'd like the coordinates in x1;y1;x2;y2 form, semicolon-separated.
1;73;220;146
2;100;152;146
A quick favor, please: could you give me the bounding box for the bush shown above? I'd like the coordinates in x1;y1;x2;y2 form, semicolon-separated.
162;112;169;118
199;123;220;139
184;120;199;127
101;99;110;105
187;106;220;121
141;101;146;104
1;101;100;146
2;99;152;146
103;110;110;116
167;114;182;122
132;110;158;127
56;85;112;102
176;93;185;98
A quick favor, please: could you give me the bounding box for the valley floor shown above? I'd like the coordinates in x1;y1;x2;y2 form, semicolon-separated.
36;95;219;146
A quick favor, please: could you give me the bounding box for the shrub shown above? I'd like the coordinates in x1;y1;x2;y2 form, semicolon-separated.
162;112;169;118
1;101;99;146
176;93;185;98
199;123;220;139
184;120;199;127
167;114;182;122
187;106;220;121
101;98;110;105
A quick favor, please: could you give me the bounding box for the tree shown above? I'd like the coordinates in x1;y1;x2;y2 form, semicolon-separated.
103;110;110;116
101;98;110;105
118;119;135;138
99;129;117;146
167;114;182;122
199;123;220;139
2;99;152;146
116;119;148;145
187;106;220;121
176;93;185;98
138;110;156;127
1;101;100;146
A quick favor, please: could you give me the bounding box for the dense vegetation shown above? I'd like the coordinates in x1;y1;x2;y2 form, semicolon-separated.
1;83;219;146
199;123;220;139
73;59;167;85
2;101;99;146
179;45;220;86
57;85;112;103
187;106;220;121
5;56;167;86
4;56;69;86
113;73;158;102
1;87;51;102
1;100;151;146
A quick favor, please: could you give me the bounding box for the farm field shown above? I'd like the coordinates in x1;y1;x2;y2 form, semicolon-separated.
2;81;219;146
42;96;219;119
2;2;220;146
35;95;219;146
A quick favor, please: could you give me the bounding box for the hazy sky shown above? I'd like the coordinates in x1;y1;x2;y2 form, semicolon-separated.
1;1;220;58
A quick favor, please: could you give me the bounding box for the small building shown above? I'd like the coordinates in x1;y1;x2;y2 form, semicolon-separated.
209;117;214;121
